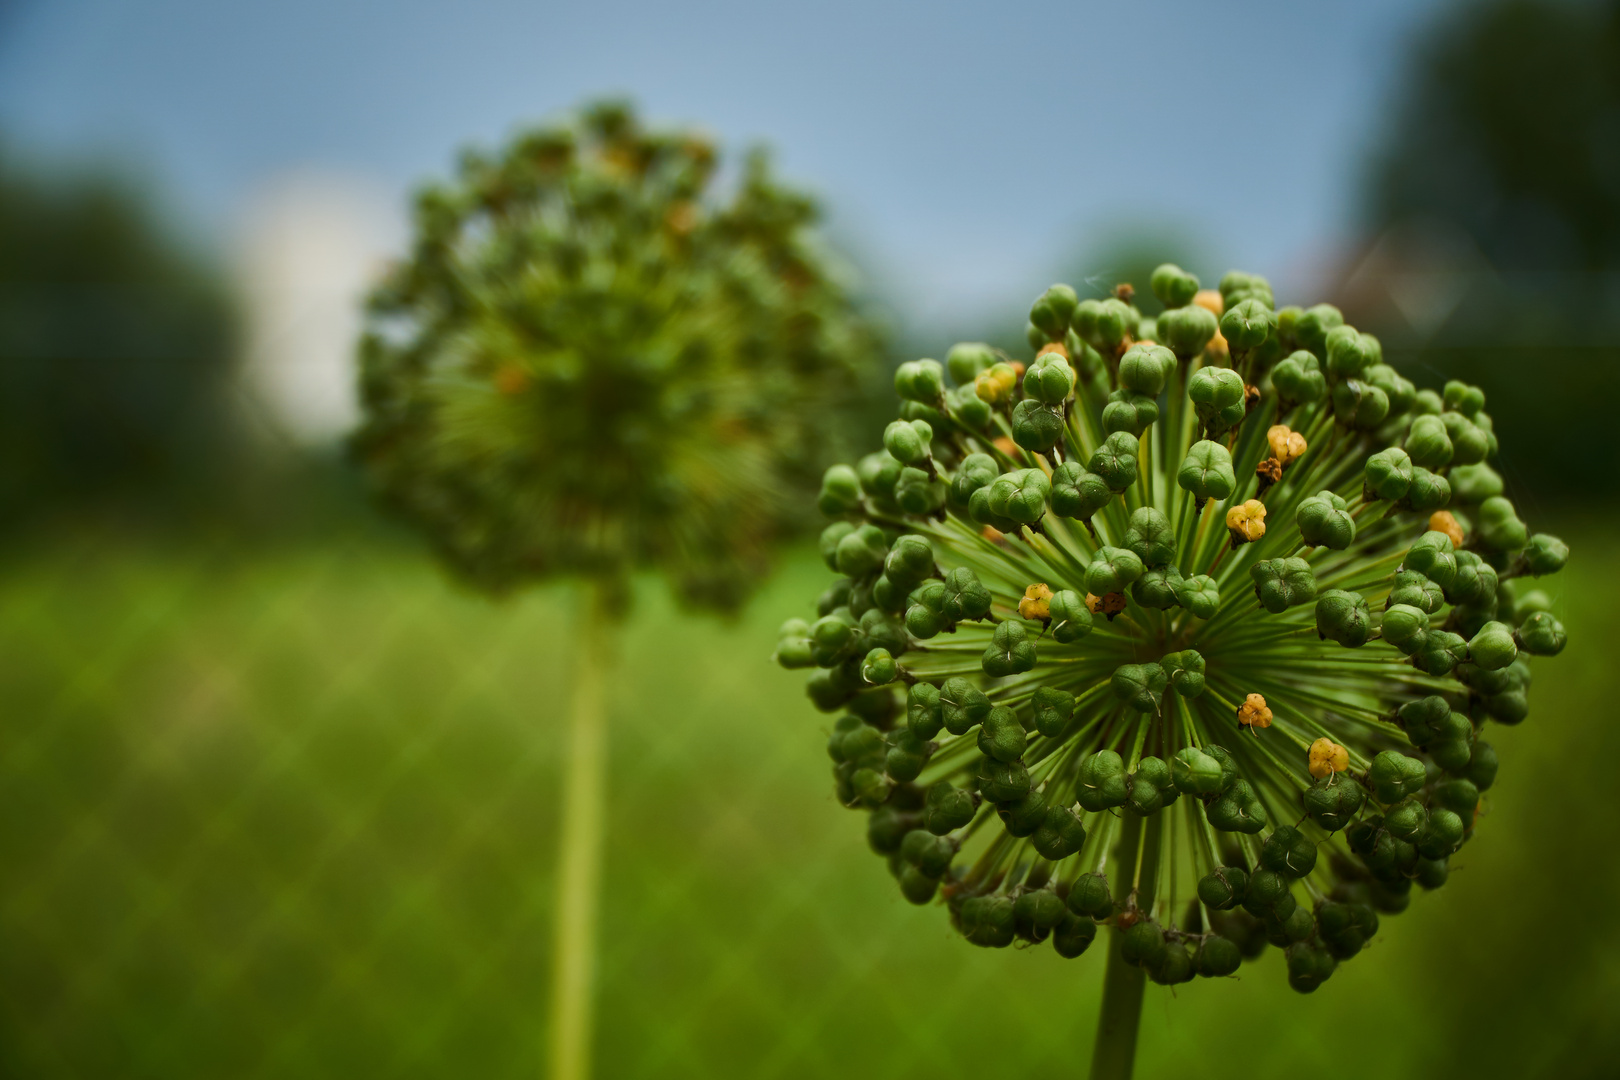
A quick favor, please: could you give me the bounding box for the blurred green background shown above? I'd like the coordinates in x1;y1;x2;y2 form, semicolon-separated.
3;0;1620;1075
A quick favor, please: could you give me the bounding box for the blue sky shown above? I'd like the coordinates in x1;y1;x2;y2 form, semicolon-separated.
0;0;1449;329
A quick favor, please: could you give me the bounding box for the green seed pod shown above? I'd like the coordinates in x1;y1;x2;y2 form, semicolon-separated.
1177;440;1237;503
1049;462;1113;522
1468;620;1518;671
1294;303;1345;356
1052;913;1099;959
893;467;945;515
946;342;996;386
1477;496;1529;552
1331;378;1390;429
1203;745;1241;792
923;780;976;835
1297;490;1356;549
1441;411;1489;465
895;358;946;404
1174;746;1225;795
1412;630;1470;676
1285;942;1338;994
899;863;939;904
1024;351;1076;404
982;620;1038;678
883;534;935;588
1156;302;1218;360
1365;363;1415;414
1188;367;1246;431
1048;590;1094;644
1405;413;1454;469
1315;589;1372;647
1242;869;1297;920
1521;534;1569;577
1403;467;1452;512
1012;399;1066;452
851;765;891;807
1272;350;1328;405
1122;507;1176;568
1198;865;1250;910
1089;431;1140;492
947;453;999;509
1150;263;1200;309
834;523;889;578
1175;574;1220;619
1161;650;1207;698
939;677;991;735
1073;297;1136;354
1014;888;1069;940
1433;778;1479;815
901;828;955;878
1364;446;1414;501
1324;325;1374;381
977;757;1031;803
941;567;993;621
1267;904;1316;947
1121;921;1167;968
1101;390;1160;437
1412;857;1448;891
1516;611;1567;656
1221;298;1279;353
1032;805;1088;860
1369;750;1429;803
986;468;1050;524
1087;546;1147;595
1260;825;1319;878
819;524;856;573
1315;902;1366;959
1111;662;1168;713
1119;342;1175;396
1251;557;1317;613
1465;741;1499;790
1383;798;1429;842
1446;551;1498;608
997;789;1048;837
883;418;933;466
1443;380;1486;415
1032;685;1076;738
976;705;1028;762
818;465;863;516
1418;807;1466;859
907;682;943;739
947;383;993;429
1388;570;1445;614
1131;566;1184;610
1029;284;1080;339
1449;462;1504;503
1207;779;1268;834
1076;750;1129;812
959;895;1017;948
1396;695;1459;745
867;806;913;854
1404;532;1458;590
861;647;897;685
1196;935;1243;977
1302;775;1365;832
1150;941;1196;986
1068;873;1116;920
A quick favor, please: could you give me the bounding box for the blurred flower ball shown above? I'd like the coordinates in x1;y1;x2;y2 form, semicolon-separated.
353;100;879;610
780;266;1567;993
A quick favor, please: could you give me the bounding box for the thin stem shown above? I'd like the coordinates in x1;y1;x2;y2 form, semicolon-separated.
549;586;614;1080
1090;810;1163;1080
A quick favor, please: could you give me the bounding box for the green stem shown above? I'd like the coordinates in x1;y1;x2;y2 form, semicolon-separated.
549;586;614;1080
1090;810;1164;1080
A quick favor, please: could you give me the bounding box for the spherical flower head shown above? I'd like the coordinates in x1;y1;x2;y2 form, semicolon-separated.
1226;499;1267;544
353;100;877;609
780;266;1570;998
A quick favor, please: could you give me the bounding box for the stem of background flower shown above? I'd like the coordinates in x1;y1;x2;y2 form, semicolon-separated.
549;585;613;1080
1089;809;1162;1080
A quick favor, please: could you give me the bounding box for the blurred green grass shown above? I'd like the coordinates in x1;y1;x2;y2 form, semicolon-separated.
1;519;1617;1079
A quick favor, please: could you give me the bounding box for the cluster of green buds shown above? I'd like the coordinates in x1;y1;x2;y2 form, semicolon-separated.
778;266;1568;993
353;100;878;611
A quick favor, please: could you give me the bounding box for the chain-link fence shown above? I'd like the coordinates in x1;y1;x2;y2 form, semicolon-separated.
2;515;1618;1079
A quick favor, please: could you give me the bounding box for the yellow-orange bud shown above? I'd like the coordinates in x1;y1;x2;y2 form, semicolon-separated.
1267;424;1307;467
1226;499;1267;544
1308;737;1350;778
1019;583;1054;621
1429;510;1465;548
1237;693;1273;729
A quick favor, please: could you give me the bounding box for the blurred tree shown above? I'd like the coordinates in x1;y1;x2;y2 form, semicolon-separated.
1352;0;1620;496
0;149;238;523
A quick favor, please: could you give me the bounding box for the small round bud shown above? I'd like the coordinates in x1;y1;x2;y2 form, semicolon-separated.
1067;872;1115;919
1364;446;1414;502
1050;462;1113;522
1294;303;1344;356
976;757;1031;803
1403;531;1458;590
1324;325;1374;380
1521;533;1568;576
1178;441;1237;503
1369;750;1428;803
1077;750;1129;812
1102;390;1160;437
1331;378;1390;428
894;359;945;404
1242;869;1296;920
1272;350;1327;404
1123;507;1176;568
1172;746;1224;795
997;789;1047;837
1405;413;1454;469
1156;302;1218;359
1175;574;1220;619
1307;738;1350;779
946;342;996;386
1011;399;1065;452
981;620;1038;678
1383;797;1428;842
1150;941;1195;985
1032;685;1076;738
882;419;933;465
1160;650;1207;698
923;780;975;834
1121;921;1167;968
1469;620;1518;671
1024;351;1075;404
975;704;1027;762
1032;804;1088;860
1206;779;1268;833
1150;263;1199;308
1029;284;1080;339
947;383;992;429
1196;935;1243;977
1516;610;1566;656
1302;775;1364;832
1267;424;1307;466
1476;496;1528;552
959;894;1017;948
1013;888;1069;941
1189;366;1246;431
1220;298;1277;352
861;647;897;685
1433;778;1480;815
1048;590;1093;644
1052;913;1098;958
818;465;862;516
907;682;943;739
1251;556;1317;612
1111;662;1168;713
1315;589;1371;647
1297;490;1356;549
1089;432;1140;492
1086;546;1146;596
1119;343;1174;396
1260;825;1318;877
940;676;991;735
1198;865;1250;910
